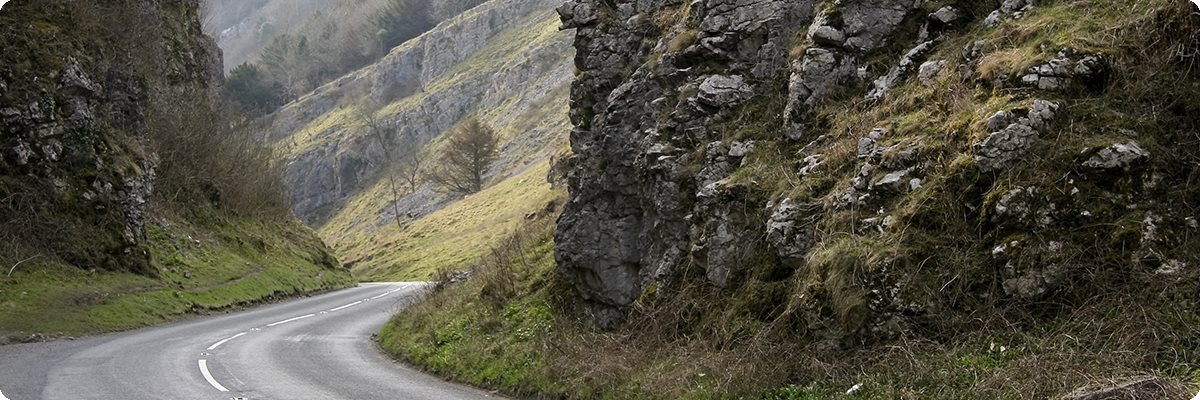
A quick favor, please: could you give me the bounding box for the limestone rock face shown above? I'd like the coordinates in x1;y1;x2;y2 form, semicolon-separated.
974;100;1059;172
766;198;817;263
783;0;923;140
270;0;573;226
1083;141;1150;170
1019;50;1106;91
0;0;221;274
554;0;942;325
554;0;1179;338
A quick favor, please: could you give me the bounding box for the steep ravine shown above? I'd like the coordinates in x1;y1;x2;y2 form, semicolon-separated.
268;0;574;279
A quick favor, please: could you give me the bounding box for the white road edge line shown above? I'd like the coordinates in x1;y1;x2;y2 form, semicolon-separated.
265;313;315;327
0;388;9;400
207;332;247;351
329;300;363;312
198;359;229;392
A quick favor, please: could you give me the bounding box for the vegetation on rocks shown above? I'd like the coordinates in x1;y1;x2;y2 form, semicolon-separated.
0;0;352;339
382;0;1200;398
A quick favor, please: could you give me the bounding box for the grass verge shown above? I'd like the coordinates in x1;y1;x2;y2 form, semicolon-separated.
0;206;354;342
378;213;1200;399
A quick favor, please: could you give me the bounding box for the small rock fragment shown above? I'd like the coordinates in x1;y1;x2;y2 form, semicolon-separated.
918;60;947;85
1082;141;1150;170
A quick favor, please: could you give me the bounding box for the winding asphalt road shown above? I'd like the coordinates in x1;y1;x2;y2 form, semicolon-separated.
0;283;501;400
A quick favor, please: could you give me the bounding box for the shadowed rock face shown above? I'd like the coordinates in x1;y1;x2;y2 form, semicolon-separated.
555;0;825;326
554;0;962;326
555;0;1189;344
0;0;221;274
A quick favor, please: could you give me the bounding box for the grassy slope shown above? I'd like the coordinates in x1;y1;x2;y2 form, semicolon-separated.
380;0;1200;398
341;161;561;281
0;207;354;341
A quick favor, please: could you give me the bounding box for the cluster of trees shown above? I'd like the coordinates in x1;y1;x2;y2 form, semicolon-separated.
358;114;501;226
222;0;485;115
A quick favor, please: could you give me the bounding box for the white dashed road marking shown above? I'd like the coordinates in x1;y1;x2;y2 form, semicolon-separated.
198;359;229;392
0;388;10;400
369;288;403;300
266;314;316;327
207;332;247;351
329;301;363;312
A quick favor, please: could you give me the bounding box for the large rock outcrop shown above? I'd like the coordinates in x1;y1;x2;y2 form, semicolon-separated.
555;0;932;326
555;0;1196;337
0;0;222;274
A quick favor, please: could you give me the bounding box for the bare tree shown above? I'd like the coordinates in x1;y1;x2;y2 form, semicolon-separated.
356;110;406;229
396;135;428;194
429;118;500;194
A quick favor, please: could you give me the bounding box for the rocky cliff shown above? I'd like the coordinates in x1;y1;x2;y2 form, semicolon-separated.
0;0;353;340
271;0;572;228
556;0;1200;333
0;0;221;274
265;0;576;278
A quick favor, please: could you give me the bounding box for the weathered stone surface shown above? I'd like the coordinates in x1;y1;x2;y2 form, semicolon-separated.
811;26;846;47
0;0;221;274
728;140;755;158
1019;50;1106;91
984;0;1038;27
857;128;884;158
1083;141;1150;170
697;75;755;107
929;6;961;25
840;0;920;52
556;0;823;323
990;185;1060;229
1003;262;1070;299
867;40;935;100
766;198;817;262
873;169;911;192
789;48;858;108
784;0;922;139
961;39;991;61
975;124;1039;172
918;60;947;85
974;100;1059;172
985;110;1012;132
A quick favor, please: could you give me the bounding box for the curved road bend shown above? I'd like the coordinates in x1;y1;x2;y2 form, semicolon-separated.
0;283;501;400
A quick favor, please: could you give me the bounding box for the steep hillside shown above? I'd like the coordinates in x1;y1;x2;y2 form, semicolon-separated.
0;0;352;341
383;0;1200;398
268;0;573;279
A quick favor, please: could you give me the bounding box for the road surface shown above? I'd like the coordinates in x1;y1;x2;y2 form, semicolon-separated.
0;283;501;400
